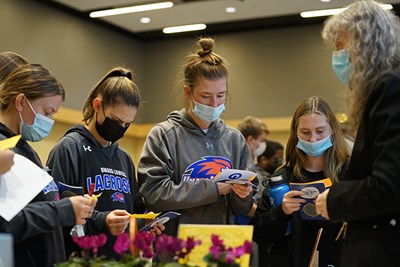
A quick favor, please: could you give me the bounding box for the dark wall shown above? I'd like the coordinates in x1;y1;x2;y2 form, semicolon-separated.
0;0;346;124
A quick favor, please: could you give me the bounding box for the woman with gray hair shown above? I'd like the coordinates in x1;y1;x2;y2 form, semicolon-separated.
316;1;400;266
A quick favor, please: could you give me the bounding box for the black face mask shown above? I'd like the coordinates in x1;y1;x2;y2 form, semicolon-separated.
266;162;282;175
95;116;129;143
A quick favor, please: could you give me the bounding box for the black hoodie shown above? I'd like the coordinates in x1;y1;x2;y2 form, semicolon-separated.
0;122;76;267
47;124;144;260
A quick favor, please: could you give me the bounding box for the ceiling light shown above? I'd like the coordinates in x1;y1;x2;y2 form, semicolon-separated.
225;7;236;13
140;17;151;24
163;23;207;34
301;4;392;18
89;2;174;18
320;0;331;2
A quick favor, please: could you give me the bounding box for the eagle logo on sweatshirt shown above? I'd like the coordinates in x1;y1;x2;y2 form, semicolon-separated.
182;156;233;182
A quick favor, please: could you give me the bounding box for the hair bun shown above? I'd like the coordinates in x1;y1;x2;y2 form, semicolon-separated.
197;37;215;57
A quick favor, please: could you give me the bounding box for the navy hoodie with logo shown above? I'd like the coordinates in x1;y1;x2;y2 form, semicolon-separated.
47;124;144;260
0;122;76;267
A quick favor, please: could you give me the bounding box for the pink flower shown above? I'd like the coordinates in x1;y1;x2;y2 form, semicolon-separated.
205;234;252;267
73;233;107;255
113;233;130;255
133;231;155;259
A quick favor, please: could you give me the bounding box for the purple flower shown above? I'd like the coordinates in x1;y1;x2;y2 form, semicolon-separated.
73;233;107;252
205;235;252;266
211;234;225;249
184;237;202;256
113;233;130;255
133;231;155;258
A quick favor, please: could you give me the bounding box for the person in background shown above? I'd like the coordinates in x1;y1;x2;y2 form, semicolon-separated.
0;63;97;267
252;96;349;267
138;37;254;236
316;1;400;266
236;116;269;224
237;116;269;159
255;140;284;202
253;140;283;267
47;67;163;260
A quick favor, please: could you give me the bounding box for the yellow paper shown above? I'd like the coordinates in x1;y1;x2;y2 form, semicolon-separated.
0;135;21;150
131;212;161;219
290;177;332;188
178;224;253;267
91;192;102;200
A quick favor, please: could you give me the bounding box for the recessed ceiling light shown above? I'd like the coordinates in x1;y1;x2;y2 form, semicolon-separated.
89;1;173;18
140;17;151;24
320;0;331;2
301;4;392;18
163;23;207;34
225;7;236;13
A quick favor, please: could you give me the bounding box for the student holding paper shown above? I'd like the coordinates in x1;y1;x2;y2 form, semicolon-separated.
47;67;164;260
252;96;349;267
138;37;254;236
0;63;97;267
316;1;400;265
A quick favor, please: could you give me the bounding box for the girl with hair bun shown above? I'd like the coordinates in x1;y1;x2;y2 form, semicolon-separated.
138;37;255;236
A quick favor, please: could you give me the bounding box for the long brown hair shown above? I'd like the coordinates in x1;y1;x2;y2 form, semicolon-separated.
284;96;349;182
82;67;140;125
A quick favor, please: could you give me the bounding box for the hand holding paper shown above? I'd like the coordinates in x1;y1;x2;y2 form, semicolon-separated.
212;169;257;185
139;211;180;232
106;209;131;236
0;153;53;222
289;178;332;220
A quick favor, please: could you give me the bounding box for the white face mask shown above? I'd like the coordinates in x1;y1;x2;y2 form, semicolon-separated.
253;141;266;157
192;99;225;123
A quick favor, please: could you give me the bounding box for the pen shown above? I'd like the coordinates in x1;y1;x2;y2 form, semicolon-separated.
88;183;95;196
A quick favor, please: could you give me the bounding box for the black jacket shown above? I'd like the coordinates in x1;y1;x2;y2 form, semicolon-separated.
47;124;144;259
0;122;76;267
252;166;346;267
328;72;400;267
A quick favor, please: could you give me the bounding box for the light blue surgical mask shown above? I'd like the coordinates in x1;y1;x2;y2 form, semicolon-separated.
296;135;332;157
192;99;225;123
332;49;351;84
19;99;54;142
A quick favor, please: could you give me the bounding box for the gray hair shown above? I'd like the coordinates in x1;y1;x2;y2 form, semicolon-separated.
322;1;400;135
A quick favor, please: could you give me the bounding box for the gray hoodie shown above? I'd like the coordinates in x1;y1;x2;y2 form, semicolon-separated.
138;108;255;235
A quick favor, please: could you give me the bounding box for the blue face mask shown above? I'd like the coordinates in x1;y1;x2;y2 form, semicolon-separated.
192;100;225;123
332;49;351;84
296;135;332;157
19;99;54;142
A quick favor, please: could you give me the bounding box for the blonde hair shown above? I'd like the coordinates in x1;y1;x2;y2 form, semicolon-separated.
237;116;269;139
0;63;64;111
183;37;229;109
284;96;349;182
0;51;28;88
